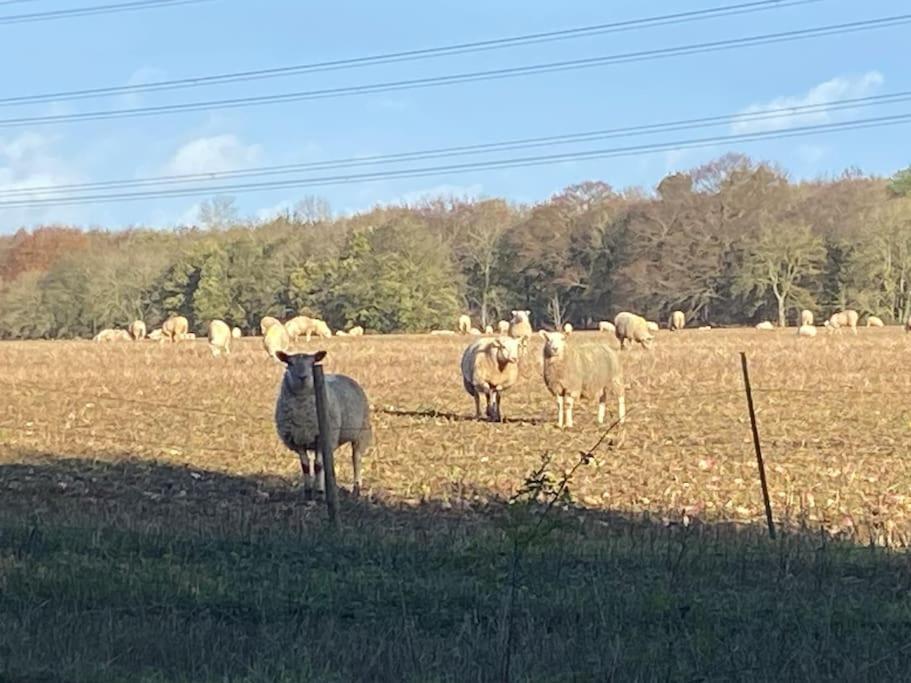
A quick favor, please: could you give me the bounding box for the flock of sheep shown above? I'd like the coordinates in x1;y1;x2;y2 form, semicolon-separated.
756;308;909;337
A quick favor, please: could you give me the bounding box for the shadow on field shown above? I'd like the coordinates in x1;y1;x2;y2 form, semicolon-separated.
381;406;542;425
3;453;911;683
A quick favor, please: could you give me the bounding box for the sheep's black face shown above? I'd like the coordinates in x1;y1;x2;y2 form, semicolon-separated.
277;350;327;392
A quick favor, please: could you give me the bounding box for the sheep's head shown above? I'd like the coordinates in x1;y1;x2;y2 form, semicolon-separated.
276;350;327;391
492;336;521;365
539;330;567;357
511;310;530;323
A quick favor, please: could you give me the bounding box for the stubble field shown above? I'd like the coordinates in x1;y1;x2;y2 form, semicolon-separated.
2;327;911;681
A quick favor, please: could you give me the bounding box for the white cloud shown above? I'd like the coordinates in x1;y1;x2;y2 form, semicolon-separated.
164;134;263;176
119;66;167;107
731;71;884;134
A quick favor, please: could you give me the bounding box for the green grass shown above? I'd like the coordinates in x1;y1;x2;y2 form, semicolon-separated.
3;458;911;682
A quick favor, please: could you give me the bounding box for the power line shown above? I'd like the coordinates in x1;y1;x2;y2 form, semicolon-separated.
2;90;909;199
0;13;906;128
0;0;216;25
0;0;820;106
2;112;908;209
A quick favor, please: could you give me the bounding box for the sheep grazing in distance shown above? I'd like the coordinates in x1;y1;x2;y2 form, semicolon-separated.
699;325;712;331
129;320;146;340
508;310;533;354
484;324;494;334
286;315;332;342
797;324;817;338
348;325;364;337
866;316;885;328
260;316;281;336
469;327;482;336
148;328;163;341
336;330;348;337
669;310;685;331
756;321;775;331
800;309;814;327
263;322;291;360
274;350;373;498
460;336;522;422
231;326;242;339
93;328;130;343
562;322;573;335
614;312;653;350
598;320;616;334
825;310;859;334
208;320;231;357
181;332;196;340
458;314;472;334
497;320;510;335
646;321;659;334
430;330;456;336
539;330;625;429
162;315;189;342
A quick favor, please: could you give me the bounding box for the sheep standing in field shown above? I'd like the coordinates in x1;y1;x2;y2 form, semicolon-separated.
756;321;775;331
260;316;280;336
208;319;231;357
231;326;242;339
508;310;533;354
93;328;130;343
497;320;510;335
286;315;332;342
669;310;685;331
129;320;146;341
540;331;625;429
598;320;615;334
614;312;653;350
800;309;814;327
274;350;373;498
563;322;573;335
484;324;494;334
263;322;291;360
460;336;521;422
348;325;364;337
797;324;817;338
825;309;859;334
866;316;885;328
162;315;189;342
458;314;472;334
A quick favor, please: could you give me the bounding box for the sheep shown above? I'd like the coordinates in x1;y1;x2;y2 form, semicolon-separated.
598;320;616;334
430;330;456;336
286;315;332;342
460;336;521;422
539;330;625;429
508;310;533;355
563;322;573;335
800;309;814;327
797;324;817;338
614;312;653;350
93;328;130;343
348;325;364;337
669;310;685;331
866;316;885;328
646;321;659;334
263;322;291;360
469;327;482;336
207;319;231;357
128;320;146;340
148;328;163;341
458;314;471;334
180;332;196;340
274;350;373;498
825;310;859;334
260;316;281;336
231;326;242;339
162;315;189;342
484;324;494;334
497;320;510;334
756;321;775;330
336;330;348;337
698;325;712;331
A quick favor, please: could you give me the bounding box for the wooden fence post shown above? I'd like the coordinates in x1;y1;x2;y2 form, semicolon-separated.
312;362;340;527
739;352;775;540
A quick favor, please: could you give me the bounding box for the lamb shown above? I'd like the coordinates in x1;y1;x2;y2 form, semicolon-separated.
866;316;885;328
148;328;163;341
797;324;817;338
497;320;510;334
646;321;659;334
669;310;685;331
260;316;281;336
800;309;814;327
335;330;348;337
756;321;775;330
162;315;189;342
825;310;859;334
460;336;521;422
274;350;373;498
263;322;291;359
128;320;146;340
598;320;616;334
539;330;625;429
613;312;653;350
348;325;364;337
207;319;231;357
562;322;573;335
458;314;472;334
231;326;242;339
93;328;130;342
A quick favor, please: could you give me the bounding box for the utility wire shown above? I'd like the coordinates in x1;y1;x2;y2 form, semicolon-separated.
2;90;908;199
0;0;216;25
0;13;906;127
2;112;908;209
0;0;820;105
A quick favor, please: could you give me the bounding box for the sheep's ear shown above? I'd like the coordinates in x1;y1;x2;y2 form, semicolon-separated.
313;350;327;363
276;351;291;365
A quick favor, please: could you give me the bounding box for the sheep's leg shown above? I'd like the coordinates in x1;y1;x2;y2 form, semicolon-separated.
494;391;503;423
473;392;482;420
556;395;564;429
618;394;626;424
597;396;606;425
314;450;325;495
351;442;365;498
484;392;494;421
565;396;575;429
299;451;314;500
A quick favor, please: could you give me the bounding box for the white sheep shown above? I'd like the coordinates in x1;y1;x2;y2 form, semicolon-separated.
614;312;653;350
756;321;775;330
497;320;510;335
458;314;472;334
260;316;281;336
148;328;163;341
698;325;712;331
208;319;231;357
274;350;373;498
598;320;616;334
484;324;494;334
797;324;817;338
800;309;814;327
460;336;521;422
669;310;685;331
286;315;332;341
646;321;659;334
93;328;130;343
231;326;242;339
539;330;625;429
128;320;146;341
866;316;885;328
348;325;364;337
825;310;859;334
162;315;189;342
263;322;291;360
430;330;456;336
469;327;482;336
180;332;196;340
508;310;533;354
562;322;573;335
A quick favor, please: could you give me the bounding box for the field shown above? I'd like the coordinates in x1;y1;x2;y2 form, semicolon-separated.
2;328;911;681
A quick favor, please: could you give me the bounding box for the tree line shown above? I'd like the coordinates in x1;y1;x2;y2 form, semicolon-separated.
1;153;909;339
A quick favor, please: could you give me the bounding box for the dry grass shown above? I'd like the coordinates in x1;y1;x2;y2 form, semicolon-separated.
2;328;911;681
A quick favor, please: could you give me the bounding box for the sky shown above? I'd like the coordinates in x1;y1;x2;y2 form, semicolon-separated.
0;0;908;232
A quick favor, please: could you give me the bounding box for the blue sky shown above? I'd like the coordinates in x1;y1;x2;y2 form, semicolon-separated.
0;0;907;232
